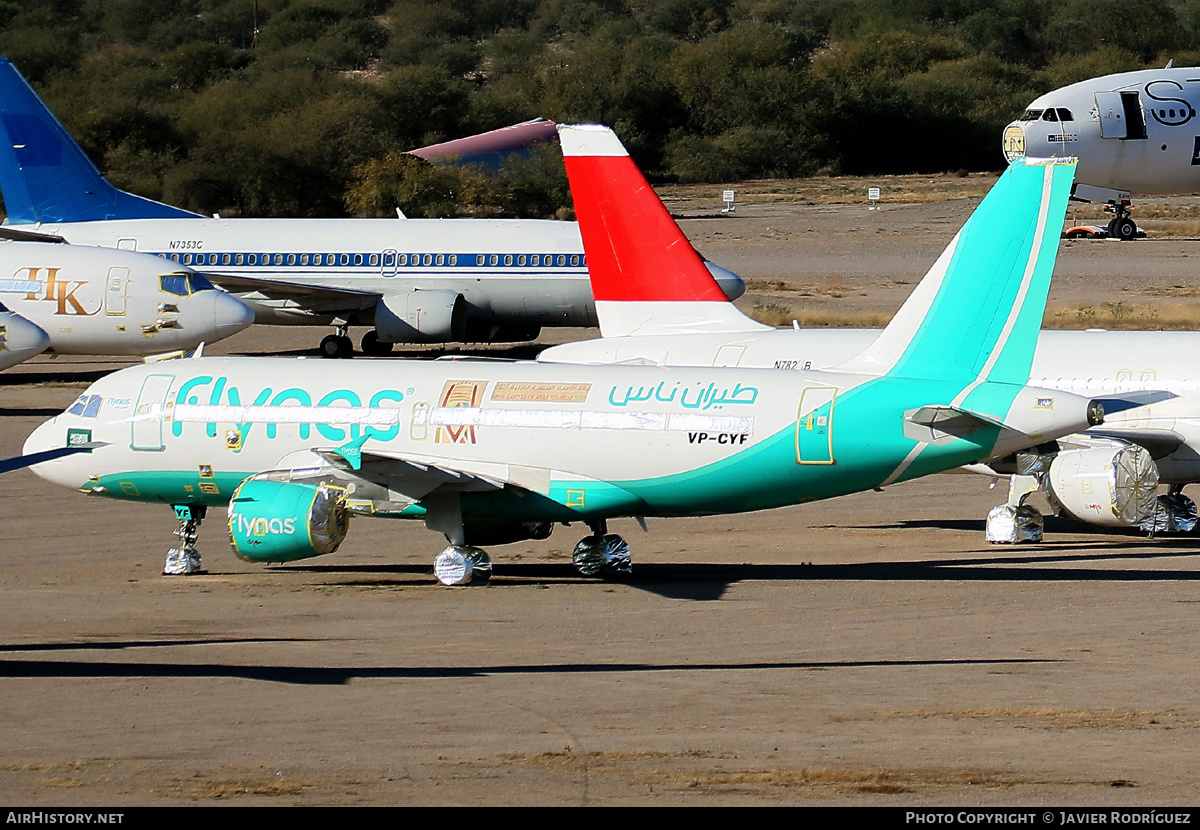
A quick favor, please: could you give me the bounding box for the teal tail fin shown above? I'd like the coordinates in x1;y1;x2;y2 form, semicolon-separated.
836;157;1075;386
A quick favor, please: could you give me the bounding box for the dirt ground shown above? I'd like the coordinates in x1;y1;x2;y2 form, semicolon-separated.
3;196;1200;806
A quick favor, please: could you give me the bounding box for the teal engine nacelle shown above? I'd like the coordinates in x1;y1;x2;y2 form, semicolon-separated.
228;479;351;563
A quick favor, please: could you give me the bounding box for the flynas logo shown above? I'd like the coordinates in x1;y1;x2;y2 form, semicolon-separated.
229;512;297;538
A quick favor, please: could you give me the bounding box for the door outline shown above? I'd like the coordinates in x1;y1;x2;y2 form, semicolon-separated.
795;386;837;465
131;374;175;451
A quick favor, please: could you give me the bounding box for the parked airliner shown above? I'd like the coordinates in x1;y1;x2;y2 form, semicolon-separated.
0;59;743;357
21;143;1101;582
1003;65;1200;240
542;125;1189;539
0;241;252;362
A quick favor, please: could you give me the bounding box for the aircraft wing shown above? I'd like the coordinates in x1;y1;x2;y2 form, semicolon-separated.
315;446;510;500
0;442;106;474
200;272;381;302
0;226;66;243
1078;428;1186;459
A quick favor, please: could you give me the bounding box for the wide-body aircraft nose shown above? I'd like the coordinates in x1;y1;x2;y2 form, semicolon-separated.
211;291;255;341
703;260;747;301
0;311;50;370
1002;121;1026;163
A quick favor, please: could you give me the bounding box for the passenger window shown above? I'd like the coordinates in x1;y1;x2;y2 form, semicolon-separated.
557;255;566;266
476;255;485;266
504;254;513;266
570;255;580;266
518;255;526;266
221;254;231;265
286;254;296;265
353;254;364;266
435;254;444;266
369;254;379;266
272;254;282;265
398;254;408;266
235;254;244;265
422;254;432;266
340;254;349;266
489;255;498;266
449;254;457;265
300;254;309;265
531;255;540;266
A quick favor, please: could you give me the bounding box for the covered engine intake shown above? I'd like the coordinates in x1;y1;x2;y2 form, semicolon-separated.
227;479;351;562
1047;444;1159;527
374;289;467;343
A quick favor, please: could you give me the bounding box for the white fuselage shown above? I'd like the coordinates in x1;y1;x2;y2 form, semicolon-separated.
12;217;595;327
541;328;1200;483
1003;68;1200;196
0;241;253;356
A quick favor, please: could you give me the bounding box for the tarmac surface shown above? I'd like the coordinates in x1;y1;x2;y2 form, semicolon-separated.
2;197;1200;805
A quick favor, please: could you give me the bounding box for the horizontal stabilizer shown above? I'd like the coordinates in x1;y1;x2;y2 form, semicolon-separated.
904;405;1002;443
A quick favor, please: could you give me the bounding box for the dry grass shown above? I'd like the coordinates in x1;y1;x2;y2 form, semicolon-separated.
491;750;1047;795
836;707;1180;730
656;172;996;207
156;773;311;799
745;300;1200;330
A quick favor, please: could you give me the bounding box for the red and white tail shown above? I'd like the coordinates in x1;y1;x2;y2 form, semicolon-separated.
559;124;767;338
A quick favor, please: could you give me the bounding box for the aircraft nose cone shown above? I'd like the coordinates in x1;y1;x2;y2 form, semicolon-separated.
704;260;746;301
1002;122;1026;163
212;291;255;340
1;312;50;369
21;417;60;480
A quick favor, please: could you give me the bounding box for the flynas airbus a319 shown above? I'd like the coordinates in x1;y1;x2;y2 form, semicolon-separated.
19;133;1103;584
541;125;1188;542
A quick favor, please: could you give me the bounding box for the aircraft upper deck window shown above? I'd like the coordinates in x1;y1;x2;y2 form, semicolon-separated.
1019;109;1043;121
1042;109;1058;122
160;274;190;296
1056;108;1073;121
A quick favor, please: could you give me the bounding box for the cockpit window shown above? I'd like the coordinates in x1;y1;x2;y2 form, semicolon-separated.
0;300;9;312
187;273;215;292
160;273;191;296
66;394;102;418
1042;109;1058;122
1056;108;1073;122
1019;109;1043;121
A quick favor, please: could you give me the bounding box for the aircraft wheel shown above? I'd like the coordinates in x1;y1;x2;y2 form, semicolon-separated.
361;330;394;356
1113;216;1138;241
320;334;353;359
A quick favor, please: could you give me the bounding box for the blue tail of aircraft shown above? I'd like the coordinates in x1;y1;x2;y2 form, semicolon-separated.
0;58;199;224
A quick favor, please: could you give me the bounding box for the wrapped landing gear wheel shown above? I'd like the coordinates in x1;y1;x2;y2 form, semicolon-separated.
434;545;493;585
572;534;632;576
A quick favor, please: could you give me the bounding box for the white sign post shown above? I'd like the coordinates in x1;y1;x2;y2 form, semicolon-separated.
868;186;881;211
722;189;735;213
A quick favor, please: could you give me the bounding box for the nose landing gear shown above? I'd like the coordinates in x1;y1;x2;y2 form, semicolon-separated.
164;504;207;575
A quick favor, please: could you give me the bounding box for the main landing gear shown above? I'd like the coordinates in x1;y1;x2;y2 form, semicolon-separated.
1105;204;1138;241
164;505;207;575
571;519;632;577
429;513;633;587
319;325;354;359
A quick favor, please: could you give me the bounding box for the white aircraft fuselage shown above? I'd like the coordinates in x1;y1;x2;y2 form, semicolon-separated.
1003;68;1200;198
541;328;1200;485
0;241;253;357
